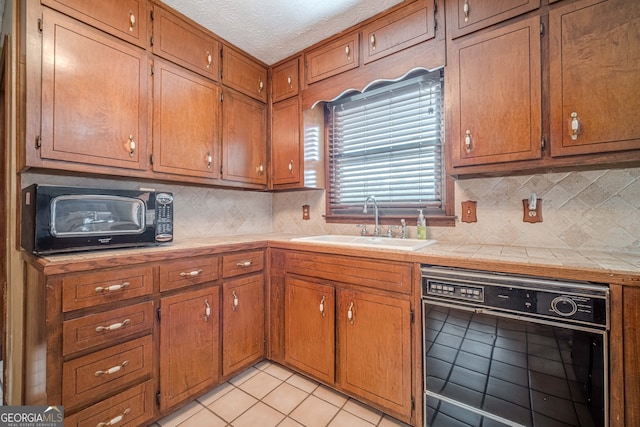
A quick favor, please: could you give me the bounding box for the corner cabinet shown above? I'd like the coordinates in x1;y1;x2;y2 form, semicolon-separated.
39;8;149;170
447;15;542;168
271;97;302;187
549;0;640;157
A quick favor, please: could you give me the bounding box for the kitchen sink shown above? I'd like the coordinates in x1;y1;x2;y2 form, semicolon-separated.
290;235;437;251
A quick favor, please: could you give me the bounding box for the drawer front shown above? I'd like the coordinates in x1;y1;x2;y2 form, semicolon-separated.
222;250;264;278
153;6;219;79
64;379;155;427
284;251;412;294
305;33;359;84
63;335;153;409
63;301;154;356
159;256;219;291
62;266;153;312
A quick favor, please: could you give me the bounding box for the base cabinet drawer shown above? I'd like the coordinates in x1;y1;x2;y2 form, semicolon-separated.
63;335;153;409
65;380;155;427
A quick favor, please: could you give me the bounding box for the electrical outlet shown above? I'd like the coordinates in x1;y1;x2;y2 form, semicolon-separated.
461;200;477;223
522;199;543;223
302;204;310;220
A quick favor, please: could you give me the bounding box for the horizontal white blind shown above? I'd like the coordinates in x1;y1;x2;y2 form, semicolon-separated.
327;70;444;216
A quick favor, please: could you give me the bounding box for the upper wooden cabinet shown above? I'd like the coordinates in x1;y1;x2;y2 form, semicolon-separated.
549;0;640;157
152;5;219;80
272;57;300;102
448;15;542;167
305;32;360;84
152;59;220;179
221;88;267;186
447;0;540;39
221;45;268;102
271;97;301;187
40;8;149;170
42;0;149;48
362;1;435;64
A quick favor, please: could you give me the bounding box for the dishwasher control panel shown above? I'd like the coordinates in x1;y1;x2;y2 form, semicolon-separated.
425;280;484;302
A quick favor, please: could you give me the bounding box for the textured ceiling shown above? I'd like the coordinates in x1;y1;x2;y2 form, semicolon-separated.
161;0;405;65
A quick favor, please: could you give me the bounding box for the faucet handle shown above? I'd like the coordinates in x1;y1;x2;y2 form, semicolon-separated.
400;219;408;239
356;224;368;236
386;225;399;238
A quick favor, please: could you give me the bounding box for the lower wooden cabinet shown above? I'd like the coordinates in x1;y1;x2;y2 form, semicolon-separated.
159;286;220;411
222;274;265;376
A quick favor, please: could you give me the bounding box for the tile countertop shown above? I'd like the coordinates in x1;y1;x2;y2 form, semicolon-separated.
26;233;640;286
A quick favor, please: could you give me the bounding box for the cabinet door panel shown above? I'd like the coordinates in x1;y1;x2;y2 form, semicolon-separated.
272;58;299;102
448;0;540;38
338;290;412;419
41;9;148;170
284;277;335;384
159;287;220;410
550;0;640;157
271;98;301;186
449;16;542;167
222;275;265;376
221;89;267;185
153;60;220;178
305;33;359;84
221;45;267;102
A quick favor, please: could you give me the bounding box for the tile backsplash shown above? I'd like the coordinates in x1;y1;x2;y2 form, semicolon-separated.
22;167;640;252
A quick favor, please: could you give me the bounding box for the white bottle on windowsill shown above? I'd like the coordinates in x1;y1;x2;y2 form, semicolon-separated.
417;209;427;240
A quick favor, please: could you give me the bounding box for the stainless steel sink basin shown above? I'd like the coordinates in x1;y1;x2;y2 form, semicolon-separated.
290;235;437;251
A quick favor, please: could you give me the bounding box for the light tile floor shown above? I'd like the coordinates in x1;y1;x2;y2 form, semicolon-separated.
152;360;411;427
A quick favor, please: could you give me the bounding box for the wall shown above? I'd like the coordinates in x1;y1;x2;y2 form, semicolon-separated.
272;168;640;253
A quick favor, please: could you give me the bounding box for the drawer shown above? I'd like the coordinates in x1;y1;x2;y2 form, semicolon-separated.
305;32;359;84
222;250;264;278
159;255;219;291
63;301;154;356
62;266;153;312
63;335;153;409
284;251;412;294
64;379;155;427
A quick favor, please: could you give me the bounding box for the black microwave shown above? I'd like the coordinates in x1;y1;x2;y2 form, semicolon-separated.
21;184;174;255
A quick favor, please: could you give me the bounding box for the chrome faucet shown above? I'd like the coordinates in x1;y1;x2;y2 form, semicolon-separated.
362;196;380;236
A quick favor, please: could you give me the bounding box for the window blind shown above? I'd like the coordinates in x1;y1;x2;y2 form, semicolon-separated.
327;69;444;216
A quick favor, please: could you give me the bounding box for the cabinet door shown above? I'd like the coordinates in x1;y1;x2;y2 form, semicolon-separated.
362;2;435;65
447;0;540;38
152;6;219;80
221;45;268;102
448;15;542;167
42;0;148;48
152;59;220;178
272;58;299;103
221;89;267;185
337;290;412;420
305;33;359;84
41;9;148;170
222;275;265;376
159;286;220;410
284;277;335;384
549;0;640;157
271;97;301;187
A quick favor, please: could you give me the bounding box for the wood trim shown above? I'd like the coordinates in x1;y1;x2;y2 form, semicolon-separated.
609;284;624;427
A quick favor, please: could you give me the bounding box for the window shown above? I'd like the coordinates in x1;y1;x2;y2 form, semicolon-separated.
326;69;452;223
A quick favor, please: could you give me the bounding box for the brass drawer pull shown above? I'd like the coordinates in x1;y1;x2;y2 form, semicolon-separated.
236;261;253;267
180;269;203;277
97;408;131;427
95;282;130;293
95;360;129;376
95;319;131;332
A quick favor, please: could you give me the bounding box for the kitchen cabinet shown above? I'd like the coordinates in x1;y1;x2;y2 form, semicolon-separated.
271;97;301;187
221;88;267;186
42;0;149;48
221;44;268;102
361;1;435;65
159;285;220;410
446;0;540;39
152;5;219;80
337;289;412;419
284;277;335;384
222;274;265;376
39;8;149;171
272;57;300;103
447;15;542;168
152;59;220;179
305;32;360;84
549;0;640;157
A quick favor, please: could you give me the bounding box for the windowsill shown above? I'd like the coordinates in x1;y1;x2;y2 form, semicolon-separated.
325;214;456;227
